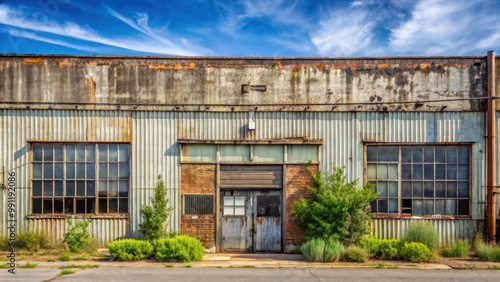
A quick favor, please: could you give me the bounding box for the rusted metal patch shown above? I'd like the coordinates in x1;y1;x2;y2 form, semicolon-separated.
88;76;96;104
149;61;196;70
23;57;44;63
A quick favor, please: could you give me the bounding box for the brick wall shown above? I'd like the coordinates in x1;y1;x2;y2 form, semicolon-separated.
180;164;216;250
285;164;317;249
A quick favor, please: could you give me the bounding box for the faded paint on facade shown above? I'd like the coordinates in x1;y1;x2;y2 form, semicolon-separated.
0;54;499;249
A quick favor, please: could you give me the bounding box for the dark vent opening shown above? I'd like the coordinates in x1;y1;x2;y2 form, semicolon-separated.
184;195;214;214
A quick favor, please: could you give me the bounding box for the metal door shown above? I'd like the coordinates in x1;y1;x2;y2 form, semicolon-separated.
221;190;281;252
254;191;282;252
221;191;252;252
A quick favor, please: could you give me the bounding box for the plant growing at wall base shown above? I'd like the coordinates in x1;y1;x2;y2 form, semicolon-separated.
474;233;500;262
63;220;94;253
401;221;439;252
291;166;377;245
139;175;174;242
400;242;436;263
441;239;470;258
154;235;204;262
359;237;402;260
108;239;154;261
340;245;369;262
14;230;51;251
301;237;344;262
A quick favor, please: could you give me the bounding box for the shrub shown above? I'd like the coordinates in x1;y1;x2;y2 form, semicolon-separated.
0;236;10;251
402;221;439;252
154;235;204;262
323;237;344;262
301;238;325;262
108;239;154;261
301;237;343;262
291;166;377;245
139;175;174;242
340;246;368;263
63;220;95;253
441;239;470;258
359;237;402;260
400;242;435;263
474;235;500;262
15;230;50;251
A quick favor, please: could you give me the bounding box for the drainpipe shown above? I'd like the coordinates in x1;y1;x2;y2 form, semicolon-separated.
487;50;497;244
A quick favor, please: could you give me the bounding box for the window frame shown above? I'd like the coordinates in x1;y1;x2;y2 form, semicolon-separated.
29;142;130;219
222;196;246;216
179;143;321;165
364;142;472;219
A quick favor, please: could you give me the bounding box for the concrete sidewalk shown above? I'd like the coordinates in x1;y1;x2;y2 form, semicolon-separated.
13;253;453;270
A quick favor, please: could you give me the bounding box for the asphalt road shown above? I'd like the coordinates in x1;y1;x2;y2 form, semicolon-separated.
4;267;499;282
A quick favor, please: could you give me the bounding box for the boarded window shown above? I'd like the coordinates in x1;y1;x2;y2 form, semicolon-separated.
184;195;214;214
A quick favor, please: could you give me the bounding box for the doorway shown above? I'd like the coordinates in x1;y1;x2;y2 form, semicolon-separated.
220;190;282;252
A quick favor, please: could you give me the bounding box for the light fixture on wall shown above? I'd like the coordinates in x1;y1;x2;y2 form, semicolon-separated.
248;112;256;131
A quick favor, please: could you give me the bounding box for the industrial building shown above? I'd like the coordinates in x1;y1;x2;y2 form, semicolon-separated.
0;52;498;252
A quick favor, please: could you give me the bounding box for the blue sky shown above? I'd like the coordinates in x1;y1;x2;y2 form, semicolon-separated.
0;0;499;57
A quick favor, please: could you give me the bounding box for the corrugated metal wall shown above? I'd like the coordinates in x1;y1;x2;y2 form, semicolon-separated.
0;110;495;245
370;219;477;243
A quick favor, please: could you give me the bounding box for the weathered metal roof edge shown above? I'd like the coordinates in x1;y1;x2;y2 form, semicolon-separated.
0;53;487;60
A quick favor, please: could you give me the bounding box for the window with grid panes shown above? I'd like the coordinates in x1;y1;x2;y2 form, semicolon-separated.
366;145;470;216
31;143;129;215
222;196;245;216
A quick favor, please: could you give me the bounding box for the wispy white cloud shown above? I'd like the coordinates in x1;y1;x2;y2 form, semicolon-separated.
390;0;500;55
213;0;308;35
7;28;104;53
0;4;208;55
311;4;381;56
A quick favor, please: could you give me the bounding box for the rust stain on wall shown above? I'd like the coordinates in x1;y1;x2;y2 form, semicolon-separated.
149;61;196;70
23;57;45;63
88;76;96;104
333;63;359;70
126;118;132;142
377;63;391;69
73;115;78;141
58;61;71;67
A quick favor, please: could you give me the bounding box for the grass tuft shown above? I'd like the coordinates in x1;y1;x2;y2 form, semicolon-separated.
59;264;99;269
60;251;71;261
58;269;76;277
19;262;37;268
441;239;470;258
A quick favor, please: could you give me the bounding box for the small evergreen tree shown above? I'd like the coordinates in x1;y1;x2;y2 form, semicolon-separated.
139;175;173;241
292;166;377;245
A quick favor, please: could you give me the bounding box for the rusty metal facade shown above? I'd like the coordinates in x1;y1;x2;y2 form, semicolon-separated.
0;109;495;245
370;219;477;243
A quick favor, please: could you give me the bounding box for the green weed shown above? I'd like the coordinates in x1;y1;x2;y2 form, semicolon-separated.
59;264;99;269
19;262;37;268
